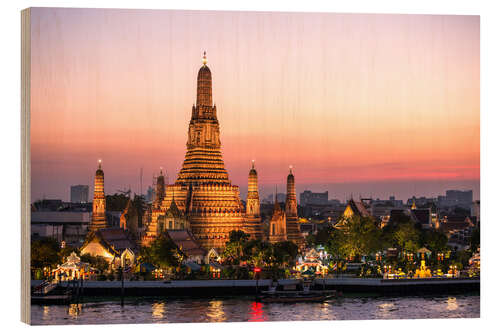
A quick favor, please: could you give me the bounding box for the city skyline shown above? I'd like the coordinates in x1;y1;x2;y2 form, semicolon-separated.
30;8;479;202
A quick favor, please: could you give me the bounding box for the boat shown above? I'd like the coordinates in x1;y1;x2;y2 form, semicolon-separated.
257;291;338;303
256;279;341;303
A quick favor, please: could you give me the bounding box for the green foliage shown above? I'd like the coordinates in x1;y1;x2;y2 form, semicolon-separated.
139;234;181;269
80;253;110;272
105;193;129;211
453;250;471;270
31;238;62;269
271;241;299;266
222;231;298;269
420;229;448;252
347;216;382;258
391;221;420;253
222;230;251;264
243;239;272;267
324;227;347;259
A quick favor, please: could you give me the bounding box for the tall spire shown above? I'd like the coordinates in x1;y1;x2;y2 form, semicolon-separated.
246;160;260;217
202;51;207;65
177;53;229;185
154;167;165;208
196;51;213;107
286;166;298;217
90;160;107;231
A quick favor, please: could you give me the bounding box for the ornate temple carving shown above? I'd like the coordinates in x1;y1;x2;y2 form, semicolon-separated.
140;53;304;250
245;161;263;239
269;193;287;243
284;167;303;245
142;53;260;250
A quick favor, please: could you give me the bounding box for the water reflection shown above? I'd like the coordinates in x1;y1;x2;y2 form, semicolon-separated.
30;295;480;325
447;297;458;311
42;305;50;321
377;302;397;319
249;302;267;322
207;300;226;322
152;302;165;319
68;303;82;319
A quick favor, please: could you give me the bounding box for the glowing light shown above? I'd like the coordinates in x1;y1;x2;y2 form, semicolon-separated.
202;51;207;65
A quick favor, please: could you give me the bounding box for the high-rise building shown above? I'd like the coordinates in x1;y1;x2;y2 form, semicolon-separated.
300;190;328;206
438;190;473;209
90;160;107;231
70;185;89;203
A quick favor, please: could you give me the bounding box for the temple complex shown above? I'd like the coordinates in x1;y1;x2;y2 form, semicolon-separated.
90;52;305;252
142;53;255;250
89;160;107;231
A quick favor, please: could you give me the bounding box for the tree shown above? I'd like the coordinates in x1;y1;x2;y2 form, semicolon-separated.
31;238;61;270
105;193;129;211
139;234;181;269
393;221;420;253
470;226;480;252
222;230;251;264
132;194;147;227
340;216;382;260
243;239;272;267
271;241;298;267
80;253;110;272
324;227;347;259
420;229;448;253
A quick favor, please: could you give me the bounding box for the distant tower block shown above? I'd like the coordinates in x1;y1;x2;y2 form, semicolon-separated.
90;160;107;231
245;160;263;239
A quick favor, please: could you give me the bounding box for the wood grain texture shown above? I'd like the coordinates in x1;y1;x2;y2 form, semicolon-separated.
21;7;31;325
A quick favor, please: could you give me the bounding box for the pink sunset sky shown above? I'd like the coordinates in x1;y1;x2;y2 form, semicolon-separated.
30;8;479;202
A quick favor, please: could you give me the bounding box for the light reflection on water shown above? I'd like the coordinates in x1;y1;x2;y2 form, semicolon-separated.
447;297;458;311
31;295;479;325
152;302;165;320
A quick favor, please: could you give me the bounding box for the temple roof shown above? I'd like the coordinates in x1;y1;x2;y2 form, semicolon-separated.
167;230;206;257
83;227;136;256
165;199;182;218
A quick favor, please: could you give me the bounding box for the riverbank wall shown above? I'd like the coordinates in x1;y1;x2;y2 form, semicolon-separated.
32;277;479;298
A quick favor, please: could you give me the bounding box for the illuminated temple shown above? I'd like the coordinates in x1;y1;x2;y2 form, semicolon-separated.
142;53;265;250
82;52;307;252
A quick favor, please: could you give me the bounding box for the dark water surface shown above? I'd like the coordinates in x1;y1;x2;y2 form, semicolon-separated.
31;294;480;325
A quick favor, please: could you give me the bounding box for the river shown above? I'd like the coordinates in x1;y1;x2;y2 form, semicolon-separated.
31;294;479;325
